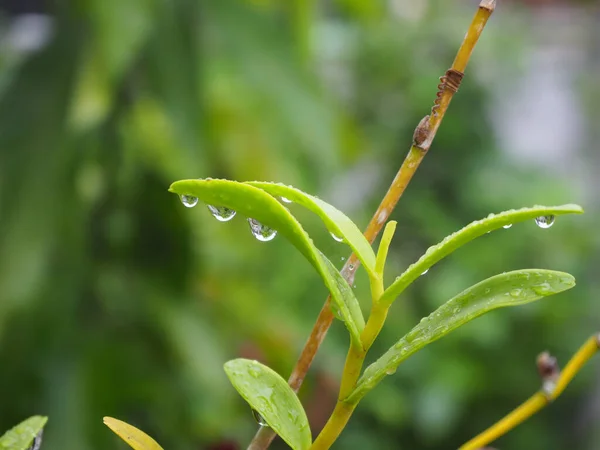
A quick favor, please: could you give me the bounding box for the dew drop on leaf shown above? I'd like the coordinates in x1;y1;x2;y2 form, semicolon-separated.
535;215;555;229
331;232;344;243
503;223;512;229
385;367;397;375
180;195;198;208
280;197;292;204
330;303;343;320
207;205;236;222
248;218;277;242
421;268;429;276
252;409;269;427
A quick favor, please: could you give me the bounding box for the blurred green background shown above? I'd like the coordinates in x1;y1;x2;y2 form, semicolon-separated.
1;0;599;449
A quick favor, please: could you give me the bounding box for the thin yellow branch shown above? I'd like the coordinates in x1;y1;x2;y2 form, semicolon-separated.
459;334;600;450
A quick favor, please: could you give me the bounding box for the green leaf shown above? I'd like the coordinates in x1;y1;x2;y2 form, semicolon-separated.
380;204;583;306
103;417;164;450
224;359;311;450
245;182;377;279
169;179;365;346
347;269;576;403
0;416;47;450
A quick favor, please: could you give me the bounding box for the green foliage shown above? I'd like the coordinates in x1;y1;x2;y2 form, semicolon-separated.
245;182;377;278
0;416;47;450
380;204;584;306
224;359;311;450
171;178;582;447
349;270;575;403
103;417;164;450
0;0;597;448
169;179;365;347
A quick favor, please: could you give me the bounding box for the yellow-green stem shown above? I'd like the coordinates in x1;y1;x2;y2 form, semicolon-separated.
361;302;389;352
460;334;599;450
310;401;357;450
338;345;366;400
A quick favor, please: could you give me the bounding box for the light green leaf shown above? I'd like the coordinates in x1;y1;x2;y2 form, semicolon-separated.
245;182;377;279
0;416;47;450
103;417;164;450
224;359;311;450
380;204;583;306
169;179;364;346
347;269;576;403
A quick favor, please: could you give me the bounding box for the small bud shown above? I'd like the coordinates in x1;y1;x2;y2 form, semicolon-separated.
536;351;559;379
413;115;430;147
536;351;560;398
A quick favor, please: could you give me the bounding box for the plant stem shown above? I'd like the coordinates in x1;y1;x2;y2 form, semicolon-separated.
247;2;496;449
460;333;600;450
309;401;356;450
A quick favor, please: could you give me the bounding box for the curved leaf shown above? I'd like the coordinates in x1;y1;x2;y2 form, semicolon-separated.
224;359;312;450
380;204;583;306
245;182;377;278
347;269;576;403
103;417;164;450
169;179;364;346
0;416;47;450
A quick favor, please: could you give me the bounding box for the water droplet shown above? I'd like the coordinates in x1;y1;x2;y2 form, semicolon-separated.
252;409;269;427
503;223;512;229
385;367;397;375
535;215;555;229
510;288;522;298
207;205;236;222
353;284;357;288
331;232;344;243
280;197;292;204
421;268;429;276
330;303;343;320
248;218;277;242
340;256;346;261
180;195;198;208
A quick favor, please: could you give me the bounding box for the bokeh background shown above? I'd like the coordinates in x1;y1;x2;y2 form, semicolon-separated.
0;0;599;449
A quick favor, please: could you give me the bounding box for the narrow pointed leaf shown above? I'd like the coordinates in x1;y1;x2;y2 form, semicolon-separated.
169;179;364;345
224;359;312;450
0;416;47;450
245;182;377;278
347;270;576;403
380;204;583;306
103;417;164;450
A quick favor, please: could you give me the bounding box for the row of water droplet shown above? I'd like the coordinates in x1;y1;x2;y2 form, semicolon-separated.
180;194;352;243
181;194;556;244
181;195;277;241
